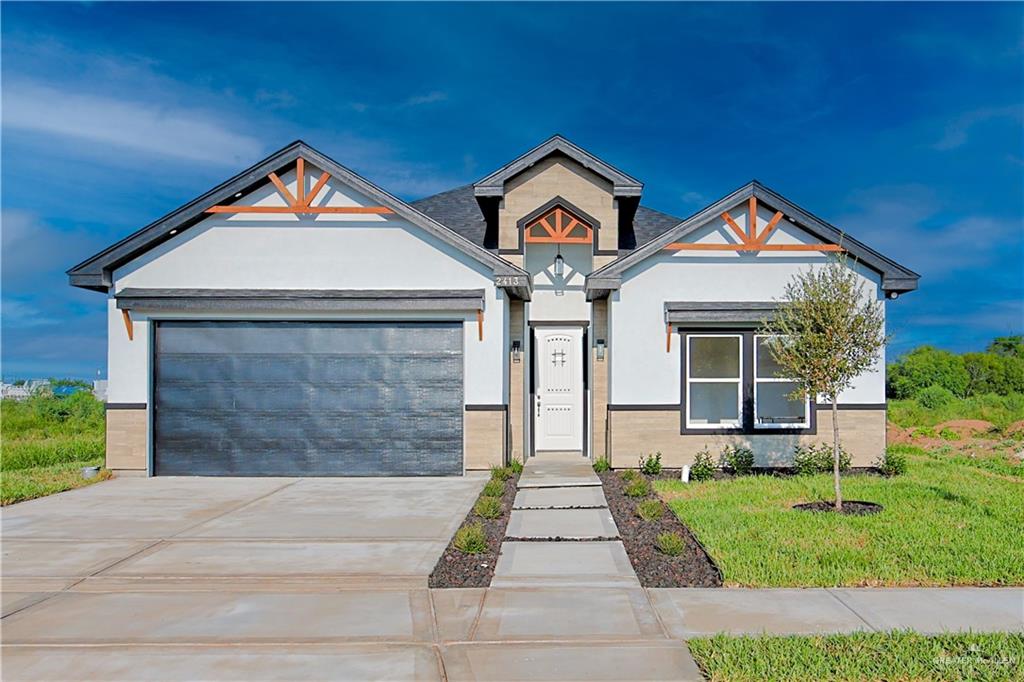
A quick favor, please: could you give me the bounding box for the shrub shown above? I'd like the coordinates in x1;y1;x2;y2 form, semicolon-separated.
482;479;504;497
911;427;935;439
918;385;956;410
619;469;639;483
887;346;969;399
509;459;524;475
474;495;502;519
690;448;716;482
453;522;488;554
793;443;851;475
655;532;686;557
939;428;961;441
490;465;512;482
639;452;662;475
593;457;611;473
624;478;650;498
876;448;908;477
721;445;754;475
636;499;665;521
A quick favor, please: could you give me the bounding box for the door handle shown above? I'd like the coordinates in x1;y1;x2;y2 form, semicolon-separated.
536;397;541;417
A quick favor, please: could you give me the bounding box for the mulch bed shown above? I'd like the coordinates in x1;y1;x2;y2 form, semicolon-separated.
598;471;722;588
428;472;519;588
793;500;883;516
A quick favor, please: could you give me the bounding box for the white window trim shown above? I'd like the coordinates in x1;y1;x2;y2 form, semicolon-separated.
753;334;810;430
685;333;743;430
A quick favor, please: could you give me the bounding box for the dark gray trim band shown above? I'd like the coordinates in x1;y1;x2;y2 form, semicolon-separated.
816;402;887;411
465;404;509;412
607;404;681;411
529;320;591;327
116;288;486;313
665;301;778;324
106;403;147;410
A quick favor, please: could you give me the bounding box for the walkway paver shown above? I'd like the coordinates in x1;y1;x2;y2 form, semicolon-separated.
648;588;870;637
473;588;664;641
492;541;639;588
831;587;1024;634
442;641;704;681
517;452;601;488
506;507;619;539
513;485;606;509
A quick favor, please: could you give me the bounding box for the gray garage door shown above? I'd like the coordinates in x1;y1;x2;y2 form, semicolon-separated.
153;321;463;476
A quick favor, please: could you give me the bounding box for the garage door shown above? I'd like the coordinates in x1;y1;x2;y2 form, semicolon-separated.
153;321;463;476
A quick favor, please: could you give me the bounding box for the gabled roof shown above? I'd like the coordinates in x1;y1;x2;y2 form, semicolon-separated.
586;180;920;299
473;135;643;198
411;183;681;252
68;140;530;295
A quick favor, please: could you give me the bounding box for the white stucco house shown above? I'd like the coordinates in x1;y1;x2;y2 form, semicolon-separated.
69;137;918;476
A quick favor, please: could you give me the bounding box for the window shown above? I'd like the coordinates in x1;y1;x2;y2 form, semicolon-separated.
686;334;742;428
754;335;809;429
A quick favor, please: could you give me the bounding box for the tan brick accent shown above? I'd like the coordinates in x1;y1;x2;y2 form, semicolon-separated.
106;408;147;472
591;299;609;460
608;407;885;468
499;156;618;254
509;300;526;464
464;409;505;470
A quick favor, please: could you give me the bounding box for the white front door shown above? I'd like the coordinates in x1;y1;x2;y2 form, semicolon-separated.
534;327;583;451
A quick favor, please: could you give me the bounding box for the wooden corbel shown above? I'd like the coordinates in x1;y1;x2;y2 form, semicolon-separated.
477;309;484;341
666;323;672;353
122;309;134;341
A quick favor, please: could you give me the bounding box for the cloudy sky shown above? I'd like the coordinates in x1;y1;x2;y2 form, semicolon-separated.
2;2;1022;379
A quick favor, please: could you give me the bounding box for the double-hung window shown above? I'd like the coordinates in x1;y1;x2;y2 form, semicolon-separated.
754;335;810;429
685;334;742;428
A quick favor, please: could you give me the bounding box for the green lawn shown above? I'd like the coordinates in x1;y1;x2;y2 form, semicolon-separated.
655;450;1024;587
888;393;1024;430
688;632;1024;682
1;393;109;505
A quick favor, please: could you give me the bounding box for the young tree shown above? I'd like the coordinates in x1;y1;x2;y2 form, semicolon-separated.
760;256;887;511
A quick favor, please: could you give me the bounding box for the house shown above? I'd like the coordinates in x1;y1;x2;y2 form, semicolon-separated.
68;136;918;477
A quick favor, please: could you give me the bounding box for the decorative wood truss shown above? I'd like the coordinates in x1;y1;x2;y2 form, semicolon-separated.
524;206;593;244
206;158;395;215
664;197;843;252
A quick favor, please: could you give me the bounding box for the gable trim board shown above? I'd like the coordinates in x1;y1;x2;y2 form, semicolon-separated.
474;135;643;198
501;195;616;256
585;180;920;299
68;140;531;300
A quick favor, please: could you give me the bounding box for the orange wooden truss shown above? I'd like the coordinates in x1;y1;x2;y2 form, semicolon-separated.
664;197;842;252
206;158;394;215
524;206;593;244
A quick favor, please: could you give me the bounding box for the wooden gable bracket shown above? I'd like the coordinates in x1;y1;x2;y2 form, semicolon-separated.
524;206;593;244
477;309;484;341
121;309;134;341
666;323;672;353
206;157;396;215
664;197;844;252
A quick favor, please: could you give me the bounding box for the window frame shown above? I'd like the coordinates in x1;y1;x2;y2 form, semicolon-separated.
752;334;811;430
684;333;744;431
678;329;817;435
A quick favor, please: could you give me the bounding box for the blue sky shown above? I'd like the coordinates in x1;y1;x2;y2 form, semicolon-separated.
2;2;1022;379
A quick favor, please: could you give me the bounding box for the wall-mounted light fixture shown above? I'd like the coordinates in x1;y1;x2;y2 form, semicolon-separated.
553;246;564;278
596;338;606;361
511;339;522;363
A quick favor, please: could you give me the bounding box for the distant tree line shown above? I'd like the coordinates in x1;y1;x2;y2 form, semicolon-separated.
887;335;1024;403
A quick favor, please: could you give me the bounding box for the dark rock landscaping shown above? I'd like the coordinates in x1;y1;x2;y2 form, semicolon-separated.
428;471;519;588
598;471;722;588
793;500;883;515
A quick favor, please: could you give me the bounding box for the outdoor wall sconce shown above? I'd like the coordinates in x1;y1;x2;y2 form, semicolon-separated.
511;339;522;363
596;339;606;361
553;248;564;277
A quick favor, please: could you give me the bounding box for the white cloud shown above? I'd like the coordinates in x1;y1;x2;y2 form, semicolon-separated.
403;91;448;107
3;81;264;165
681;191;705;205
933;105;1023;151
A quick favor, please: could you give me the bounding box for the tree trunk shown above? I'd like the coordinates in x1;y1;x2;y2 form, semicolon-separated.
831;396;843;512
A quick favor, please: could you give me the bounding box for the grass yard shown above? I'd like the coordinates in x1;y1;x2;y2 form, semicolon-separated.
888;393;1024;430
688;631;1024;682
1;393;109;505
655;449;1024;587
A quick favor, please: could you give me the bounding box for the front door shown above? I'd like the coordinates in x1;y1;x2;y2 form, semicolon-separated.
534;327;583;451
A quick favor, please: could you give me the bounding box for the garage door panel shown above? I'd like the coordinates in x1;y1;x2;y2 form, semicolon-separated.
154;321;464;476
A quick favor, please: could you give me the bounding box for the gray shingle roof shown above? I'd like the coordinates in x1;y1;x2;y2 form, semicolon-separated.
411;184;682;252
